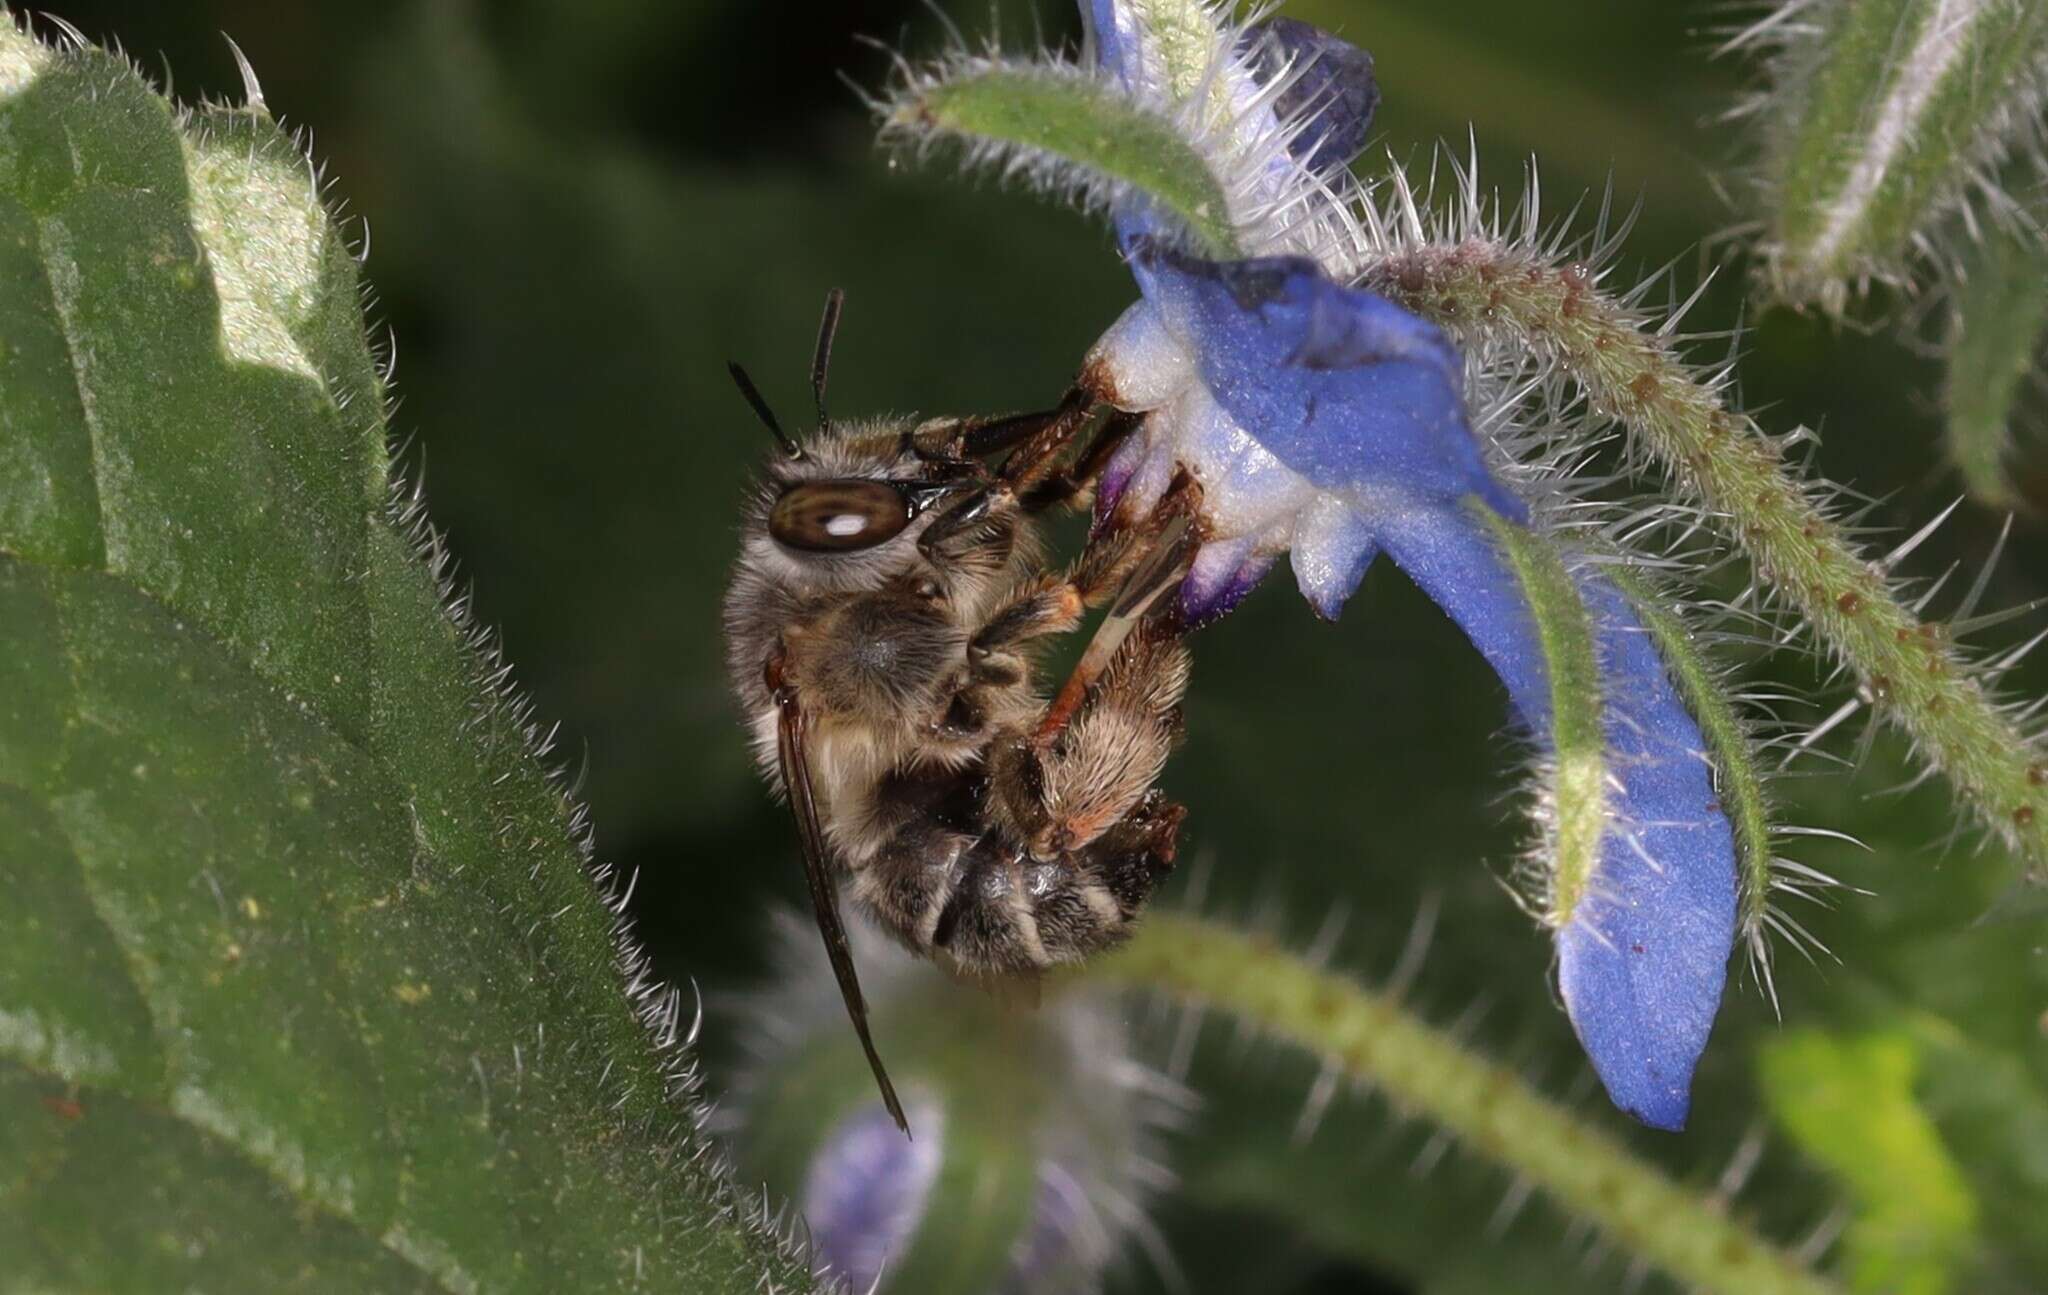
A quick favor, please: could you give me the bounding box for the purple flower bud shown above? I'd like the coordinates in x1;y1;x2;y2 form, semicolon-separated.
730;914;1187;1289
804;1100;945;1292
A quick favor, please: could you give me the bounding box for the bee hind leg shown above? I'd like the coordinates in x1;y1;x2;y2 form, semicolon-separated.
1000;620;1190;860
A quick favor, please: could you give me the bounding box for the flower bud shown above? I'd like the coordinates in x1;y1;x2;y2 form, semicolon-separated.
724;912;1184;1294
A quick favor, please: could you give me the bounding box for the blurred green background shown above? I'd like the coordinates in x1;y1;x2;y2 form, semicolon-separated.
41;0;2047;1290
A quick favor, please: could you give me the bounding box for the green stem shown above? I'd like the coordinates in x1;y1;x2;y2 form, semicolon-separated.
1360;239;2048;871
1088;914;1842;1295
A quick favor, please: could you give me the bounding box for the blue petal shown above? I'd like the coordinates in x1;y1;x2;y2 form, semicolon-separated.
1112;226;1737;1128
1375;506;1737;1130
1559;579;1741;1129
1123;237;1524;521
1240;18;1379;177
1083;0;1135;85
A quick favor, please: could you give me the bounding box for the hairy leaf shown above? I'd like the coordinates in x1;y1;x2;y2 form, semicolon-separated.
1744;0;2048;308
1759;1030;1977;1295
0;22;814;1293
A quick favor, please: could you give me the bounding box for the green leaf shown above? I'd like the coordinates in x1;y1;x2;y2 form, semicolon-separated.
0;22;814;1293
1944;223;2048;509
880;60;1243;258
1758;1030;1978;1295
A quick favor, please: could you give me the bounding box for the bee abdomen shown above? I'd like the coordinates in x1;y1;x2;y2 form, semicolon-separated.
853;794;1183;976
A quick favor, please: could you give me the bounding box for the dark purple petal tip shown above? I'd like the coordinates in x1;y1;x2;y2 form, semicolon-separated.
1180;538;1277;627
1242;17;1379;176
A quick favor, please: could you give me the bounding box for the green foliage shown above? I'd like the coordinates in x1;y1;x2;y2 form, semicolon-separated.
883;62;1244;257
0;21;813;1293
1758;1030;1977;1295
1944;223;2048;509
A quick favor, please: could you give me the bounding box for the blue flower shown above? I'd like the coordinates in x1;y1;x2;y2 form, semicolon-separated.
1083;0;1738;1130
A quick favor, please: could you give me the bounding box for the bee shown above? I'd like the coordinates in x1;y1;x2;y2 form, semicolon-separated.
723;291;1196;1129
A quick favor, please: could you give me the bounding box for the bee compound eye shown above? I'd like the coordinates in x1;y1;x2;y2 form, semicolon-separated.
769;480;913;553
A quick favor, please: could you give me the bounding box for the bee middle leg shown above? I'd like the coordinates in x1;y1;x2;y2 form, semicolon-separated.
965;527;1148;666
928;504;1174;747
965;469;1200;673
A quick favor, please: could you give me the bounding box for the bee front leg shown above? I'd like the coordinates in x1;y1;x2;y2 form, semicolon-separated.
917;384;1101;562
1018;409;1144;514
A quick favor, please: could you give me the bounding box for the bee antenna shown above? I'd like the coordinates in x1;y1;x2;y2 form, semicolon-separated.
728;361;804;460
811;287;844;431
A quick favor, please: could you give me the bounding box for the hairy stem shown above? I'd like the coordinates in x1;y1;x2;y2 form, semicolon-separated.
1088;914;1841;1295
1360;238;2048;869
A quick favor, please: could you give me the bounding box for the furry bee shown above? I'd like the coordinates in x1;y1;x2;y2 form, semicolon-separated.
722;291;1195;1129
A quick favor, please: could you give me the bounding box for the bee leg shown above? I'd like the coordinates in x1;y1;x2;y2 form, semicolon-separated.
997;620;1191;859
1018;409;1143;514
901;404;1065;469
1029;474;1202;747
962;489;1177;674
917;386;1099;561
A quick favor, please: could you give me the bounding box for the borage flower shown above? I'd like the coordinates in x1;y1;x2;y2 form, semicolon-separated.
887;0;1742;1130
1091;0;1737;1130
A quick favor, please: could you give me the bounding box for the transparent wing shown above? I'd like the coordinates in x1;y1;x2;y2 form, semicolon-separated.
775;691;909;1135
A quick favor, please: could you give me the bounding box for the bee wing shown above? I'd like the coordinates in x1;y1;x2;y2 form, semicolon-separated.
776;692;910;1135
